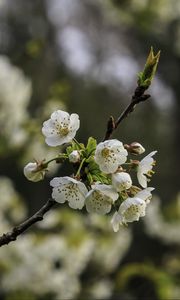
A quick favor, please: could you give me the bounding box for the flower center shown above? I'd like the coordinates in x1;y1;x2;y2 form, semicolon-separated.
61;183;79;200
101;148;110;158
59;126;69;136
123;204;139;220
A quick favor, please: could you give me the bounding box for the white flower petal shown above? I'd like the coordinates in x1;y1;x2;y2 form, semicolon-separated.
45;136;64;147
115;153;128;165
45;135;72;147
50;176;70;187
137;151;157;188
137;172;147;188
136;187;154;203
51;110;70;122
106;139;123;148
95;184;119;202
97;159;119;174
111;211;122;232
51;187;66;203
69;113;80;131
141;151;157;162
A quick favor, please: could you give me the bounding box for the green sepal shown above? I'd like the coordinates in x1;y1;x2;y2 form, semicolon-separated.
66;141;85;156
66;145;73;156
86;157;100;173
85;137;97;157
85;157;110;185
71;140;85;150
91;174;110;185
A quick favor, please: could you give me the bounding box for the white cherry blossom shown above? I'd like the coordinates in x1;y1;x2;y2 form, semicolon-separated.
112;172;132;192
50;176;88;209
42;110;80;146
94;139;128;174
85;184;118;215
69;150;80;163
111;197;147;231
24;162;46;182
111;187;154;231
137;151;157;188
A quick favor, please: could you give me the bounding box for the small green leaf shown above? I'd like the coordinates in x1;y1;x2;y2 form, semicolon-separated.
66;145;73;155
87;158;100;173
72;140;85;150
86;137;97;157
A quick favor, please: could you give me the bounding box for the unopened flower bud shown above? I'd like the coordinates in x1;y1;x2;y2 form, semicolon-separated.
69;150;80;163
112;172;132;192
138;47;160;88
24;162;46;182
130;142;145;155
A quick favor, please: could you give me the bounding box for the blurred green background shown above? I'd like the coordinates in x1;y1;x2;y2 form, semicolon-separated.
0;0;180;299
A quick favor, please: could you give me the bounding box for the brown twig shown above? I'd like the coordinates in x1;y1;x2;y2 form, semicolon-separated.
103;86;151;141
0;198;56;247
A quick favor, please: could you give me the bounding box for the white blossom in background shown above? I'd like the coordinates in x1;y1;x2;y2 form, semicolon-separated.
37;210;61;229
0;189;133;300
144;197;180;245
85;184;118;214
69;150;80;163
0;177;26;233
89;279;113;300
24;162;46;182
137;151;157;188
94;139;128;174
63;238;95;275
0;56;32;146
92;223;132;272
42;110;80;146
112;172;132;192
50;176;88;209
111;197;147;232
0;234;80;300
42;99;67;119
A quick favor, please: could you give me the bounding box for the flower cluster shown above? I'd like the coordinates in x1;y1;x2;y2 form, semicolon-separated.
24;110;157;231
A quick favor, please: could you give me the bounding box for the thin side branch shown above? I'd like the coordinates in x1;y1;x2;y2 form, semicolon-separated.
0;198;56;247
103;86;150;141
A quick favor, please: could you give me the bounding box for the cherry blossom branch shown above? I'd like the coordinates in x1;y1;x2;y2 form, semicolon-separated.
0;48;160;247
0;86;150;248
0;198;56;247
103;85;150;141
